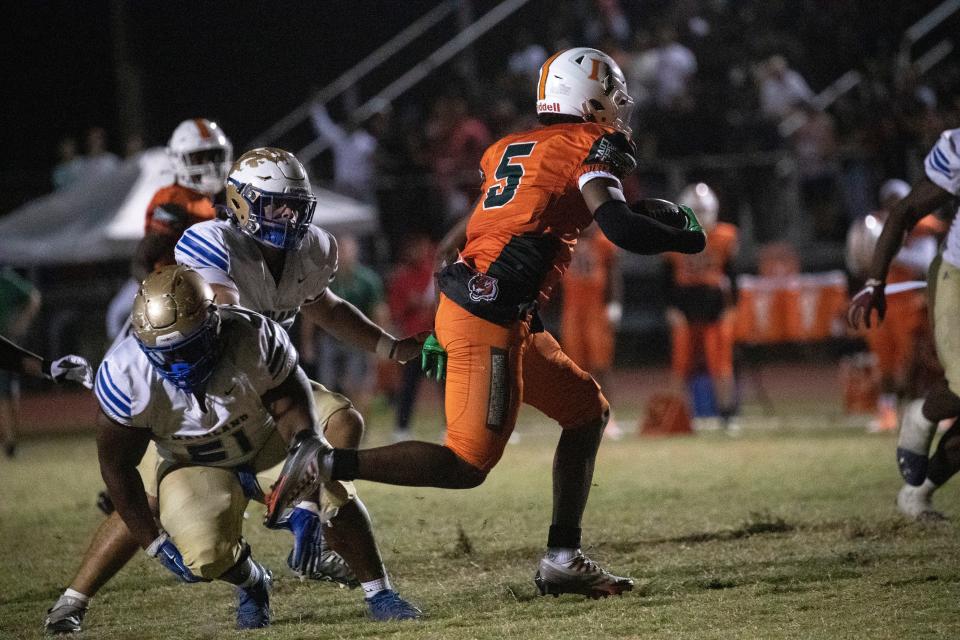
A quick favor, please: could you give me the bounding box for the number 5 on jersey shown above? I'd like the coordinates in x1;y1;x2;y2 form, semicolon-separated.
483;142;537;209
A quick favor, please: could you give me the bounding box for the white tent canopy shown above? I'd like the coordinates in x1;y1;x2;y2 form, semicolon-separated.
0;148;379;267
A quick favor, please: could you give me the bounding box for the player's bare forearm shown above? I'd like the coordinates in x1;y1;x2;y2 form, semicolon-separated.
868;179;951;282
263;366;319;443
301;289;391;354
95;413;157;549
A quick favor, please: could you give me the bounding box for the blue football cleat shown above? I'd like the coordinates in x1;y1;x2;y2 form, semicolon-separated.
366;589;422;621
236;567;272;629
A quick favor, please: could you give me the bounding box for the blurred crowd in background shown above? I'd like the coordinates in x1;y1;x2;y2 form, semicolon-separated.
3;0;959;413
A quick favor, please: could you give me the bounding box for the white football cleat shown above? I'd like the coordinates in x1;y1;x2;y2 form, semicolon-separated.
534;551;634;598
896;482;946;521
45;594;87;635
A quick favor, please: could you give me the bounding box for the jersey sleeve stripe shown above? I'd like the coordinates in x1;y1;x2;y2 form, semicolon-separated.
263;321;279;365
577;170;622;191
101;362;131;404
179;234;228;271
268;345;286;378
95;368;130;418
175;241;216;269
183;229;229;263
931;147;952;175
268;327;289;378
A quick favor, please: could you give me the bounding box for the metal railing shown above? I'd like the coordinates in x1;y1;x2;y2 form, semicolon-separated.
297;0;534;165
899;0;960;68
247;0;458;149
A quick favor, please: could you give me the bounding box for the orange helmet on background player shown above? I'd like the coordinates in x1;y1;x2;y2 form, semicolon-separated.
536;47;635;135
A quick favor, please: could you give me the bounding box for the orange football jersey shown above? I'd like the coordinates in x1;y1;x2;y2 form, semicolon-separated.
563;228;617;309
144;184;217;236
143;183;217;269
445;121;631;321
664;222;738;288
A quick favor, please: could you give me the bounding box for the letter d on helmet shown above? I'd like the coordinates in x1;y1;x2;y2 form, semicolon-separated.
537;47;635;135
132;265;220;392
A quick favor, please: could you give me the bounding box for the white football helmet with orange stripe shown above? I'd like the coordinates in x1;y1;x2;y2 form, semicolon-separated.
167;118;233;195
536;47;634;135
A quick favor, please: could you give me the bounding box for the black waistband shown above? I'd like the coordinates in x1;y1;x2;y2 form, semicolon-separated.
437;262;542;330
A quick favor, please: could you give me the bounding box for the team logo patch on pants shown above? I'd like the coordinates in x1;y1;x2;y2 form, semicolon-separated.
468;273;499;302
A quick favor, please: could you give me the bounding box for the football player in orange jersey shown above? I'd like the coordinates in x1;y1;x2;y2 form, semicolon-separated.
664;183;739;429
560;225;624;438
267;47;706;599
105;118;232;339
847;179;945;431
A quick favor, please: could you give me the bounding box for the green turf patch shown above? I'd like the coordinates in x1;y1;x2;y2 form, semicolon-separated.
2;417;959;639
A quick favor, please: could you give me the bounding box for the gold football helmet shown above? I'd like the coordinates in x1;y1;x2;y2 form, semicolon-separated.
132;265;220;391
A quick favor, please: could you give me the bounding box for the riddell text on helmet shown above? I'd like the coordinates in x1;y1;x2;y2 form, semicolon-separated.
537;101;563;113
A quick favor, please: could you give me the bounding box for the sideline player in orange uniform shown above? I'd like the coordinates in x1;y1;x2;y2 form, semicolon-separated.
105;118;232;339
847;179;945;430
664;183;738;427
560;225;623;437
268;48;706;599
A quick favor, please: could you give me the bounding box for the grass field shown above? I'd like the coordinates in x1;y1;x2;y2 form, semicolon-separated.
2;393;960;639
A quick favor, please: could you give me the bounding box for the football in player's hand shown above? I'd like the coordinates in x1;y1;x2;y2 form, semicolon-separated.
633;198;687;228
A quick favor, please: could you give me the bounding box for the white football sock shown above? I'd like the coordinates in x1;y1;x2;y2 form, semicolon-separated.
546;547;579;564
62;588;90;604
362;574;391;598
237;559;263;588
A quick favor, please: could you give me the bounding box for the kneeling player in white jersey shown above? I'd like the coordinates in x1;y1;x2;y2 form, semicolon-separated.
45;150;422;633
88;266;343;629
849;127;960;519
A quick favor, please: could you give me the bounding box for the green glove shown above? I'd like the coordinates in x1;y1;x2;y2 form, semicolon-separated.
678;204;704;234
421;334;447;381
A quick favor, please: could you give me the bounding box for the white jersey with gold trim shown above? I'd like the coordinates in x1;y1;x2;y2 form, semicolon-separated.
925;129;960;268
94;307;297;467
175;219;337;329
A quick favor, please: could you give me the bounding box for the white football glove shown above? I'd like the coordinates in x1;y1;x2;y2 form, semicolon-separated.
44;355;94;389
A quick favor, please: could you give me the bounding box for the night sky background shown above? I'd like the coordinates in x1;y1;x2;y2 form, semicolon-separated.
2;0;517;209
3;0;954;213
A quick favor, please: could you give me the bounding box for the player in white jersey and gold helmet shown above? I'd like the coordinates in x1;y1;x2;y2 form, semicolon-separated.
45;150;423;634
74;265;328;630
848;128;960;520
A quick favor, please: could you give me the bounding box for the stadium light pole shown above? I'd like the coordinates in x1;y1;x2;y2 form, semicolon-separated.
109;0;146;151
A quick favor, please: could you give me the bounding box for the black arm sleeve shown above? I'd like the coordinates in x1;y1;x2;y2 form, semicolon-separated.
594;200;706;255
0;334;41;375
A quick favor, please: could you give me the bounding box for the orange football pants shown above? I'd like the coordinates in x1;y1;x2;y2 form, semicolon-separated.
561;305;614;371
435;294;609;471
671;314;736;379
864;292;927;381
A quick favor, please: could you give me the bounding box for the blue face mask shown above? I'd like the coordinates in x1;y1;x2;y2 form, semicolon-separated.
230;179;317;251
138;315;221;392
